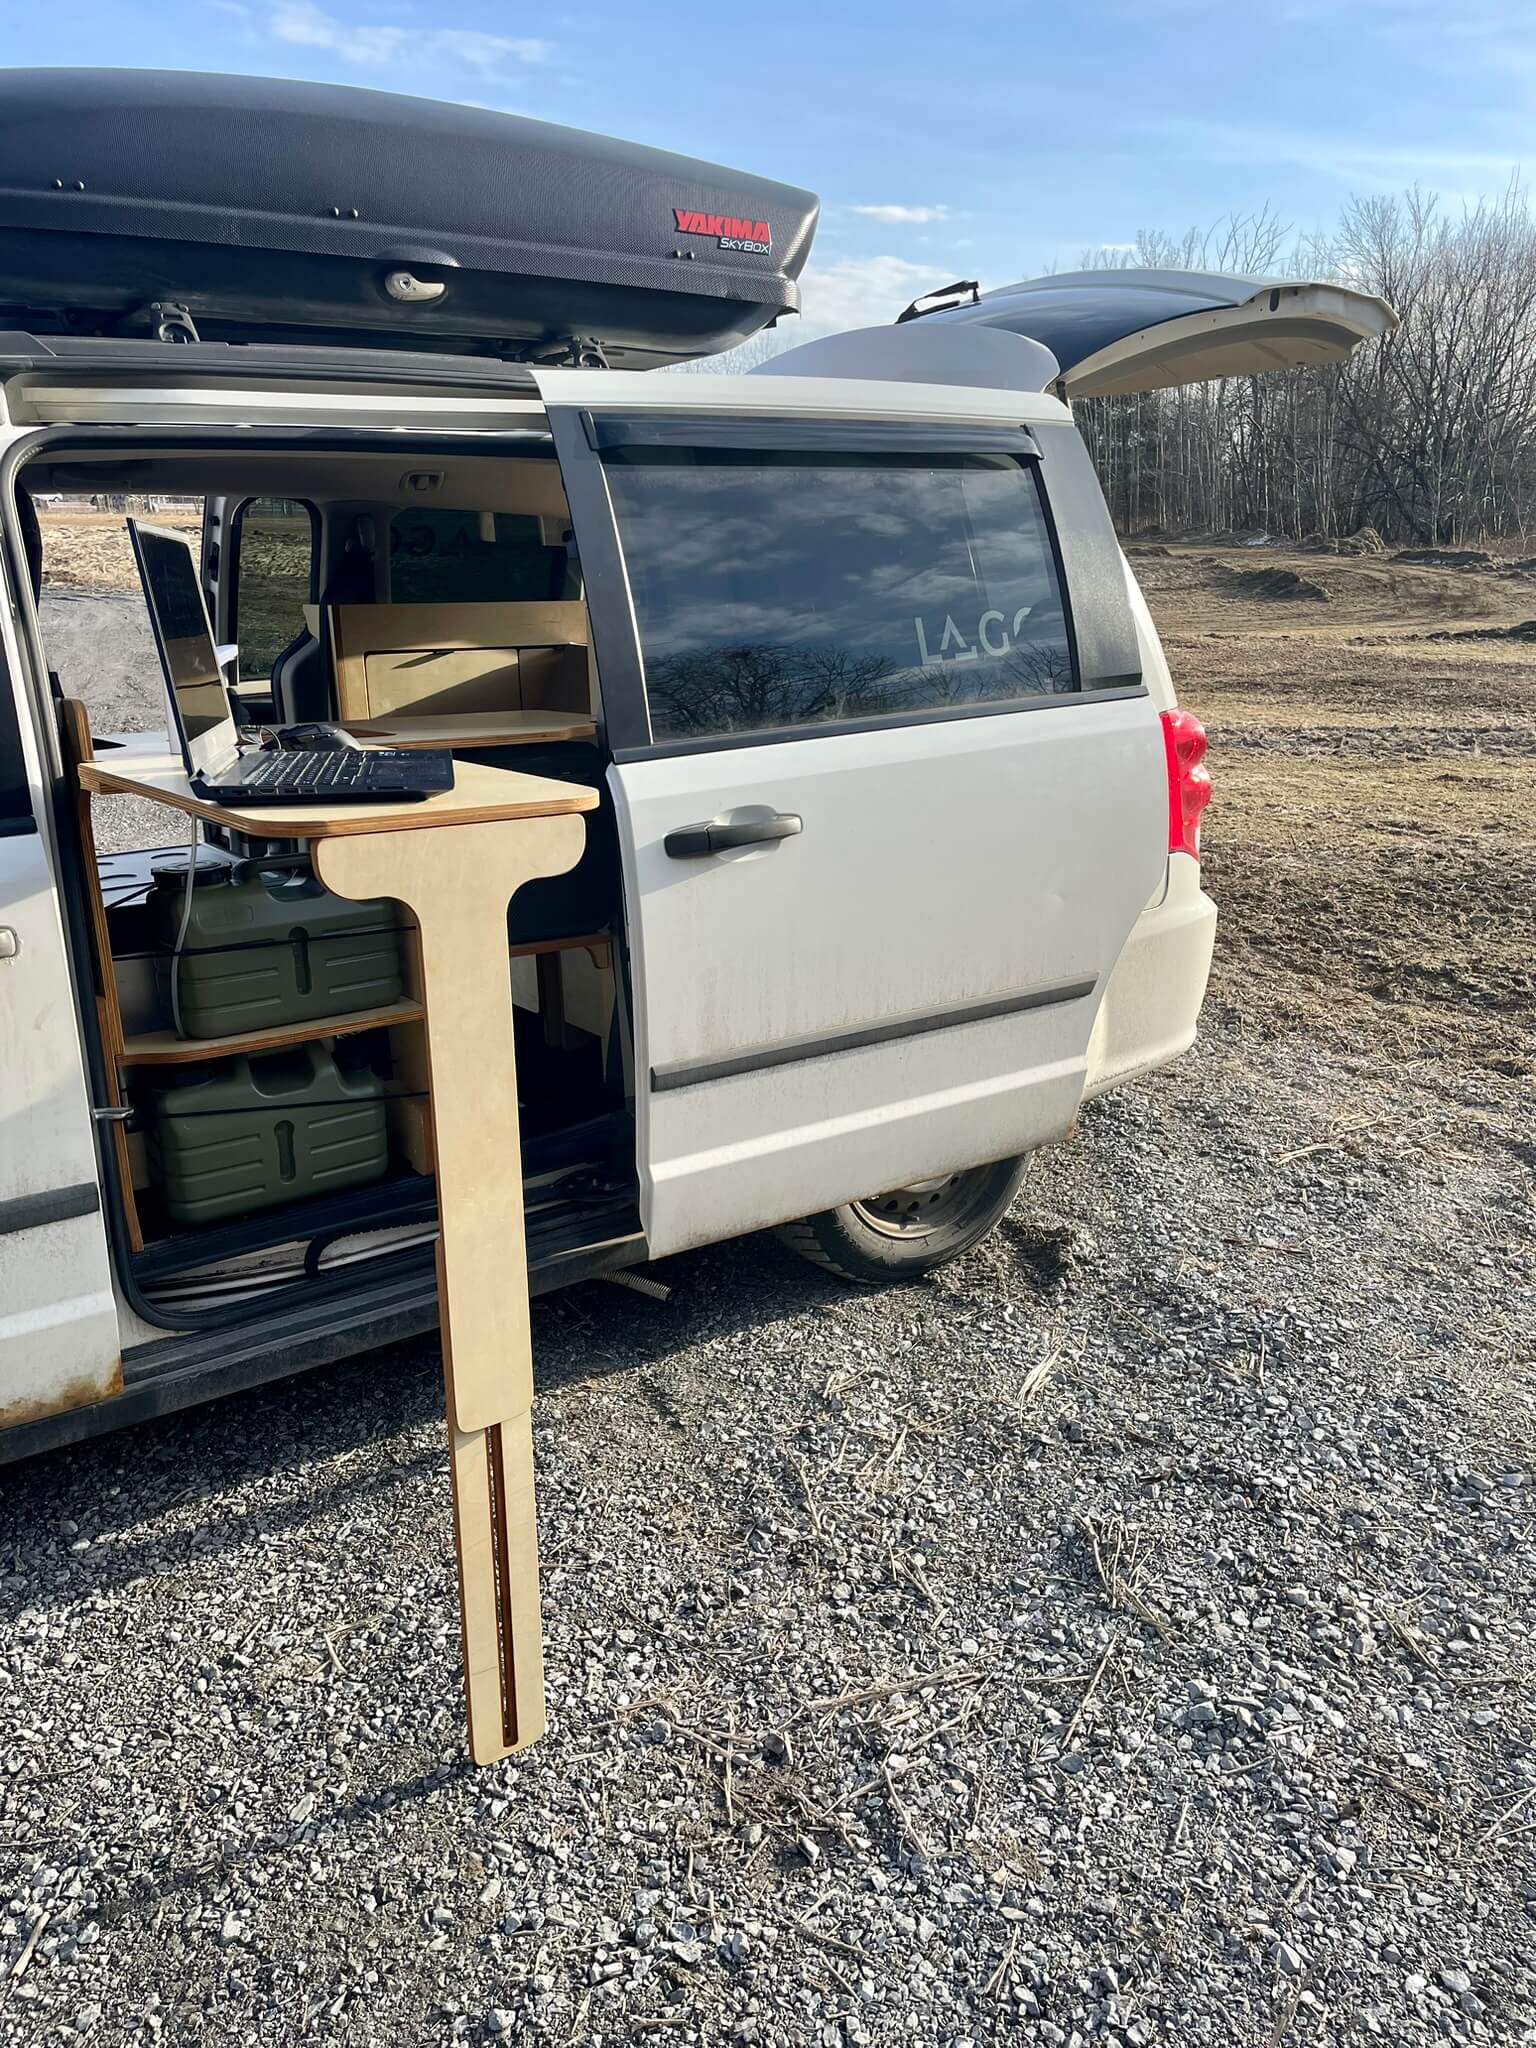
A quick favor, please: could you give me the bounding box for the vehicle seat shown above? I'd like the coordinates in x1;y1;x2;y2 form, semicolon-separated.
270;627;328;724
272;518;378;724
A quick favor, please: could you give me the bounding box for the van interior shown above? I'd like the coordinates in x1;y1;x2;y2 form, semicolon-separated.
20;440;642;1328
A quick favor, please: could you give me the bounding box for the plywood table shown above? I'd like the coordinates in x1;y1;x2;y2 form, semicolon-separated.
78;749;599;1762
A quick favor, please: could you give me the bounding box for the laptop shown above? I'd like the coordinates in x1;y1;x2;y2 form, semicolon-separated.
128;521;455;806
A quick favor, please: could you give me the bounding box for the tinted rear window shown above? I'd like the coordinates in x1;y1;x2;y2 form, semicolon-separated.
602;450;1075;743
388;508;574;605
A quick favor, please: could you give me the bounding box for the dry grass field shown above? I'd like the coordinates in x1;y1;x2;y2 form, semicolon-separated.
1137;541;1535;1080
38;508;201;592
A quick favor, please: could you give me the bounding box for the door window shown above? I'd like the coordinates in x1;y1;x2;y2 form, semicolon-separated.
232;498;317;681
602;449;1077;743
387;508;575;605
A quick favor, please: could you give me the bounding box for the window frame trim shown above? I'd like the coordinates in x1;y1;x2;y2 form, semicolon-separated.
546;405;651;753
584;411;1045;460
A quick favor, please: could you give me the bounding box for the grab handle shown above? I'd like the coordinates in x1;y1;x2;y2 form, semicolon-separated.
663;813;803;860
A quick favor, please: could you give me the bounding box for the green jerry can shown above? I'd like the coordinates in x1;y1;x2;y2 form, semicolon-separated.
144;854;406;1039
145;1042;390;1225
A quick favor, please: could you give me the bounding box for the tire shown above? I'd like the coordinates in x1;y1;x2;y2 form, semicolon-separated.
776;1156;1030;1285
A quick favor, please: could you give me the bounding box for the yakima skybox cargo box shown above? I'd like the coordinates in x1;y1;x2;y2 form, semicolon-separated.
0;70;818;366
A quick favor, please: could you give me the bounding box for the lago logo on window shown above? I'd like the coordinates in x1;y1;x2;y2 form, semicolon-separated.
914;607;1037;667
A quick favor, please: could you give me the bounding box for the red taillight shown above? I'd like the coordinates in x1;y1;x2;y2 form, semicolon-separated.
1161;707;1211;859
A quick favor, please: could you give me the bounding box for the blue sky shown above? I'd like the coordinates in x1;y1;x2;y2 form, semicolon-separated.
9;0;1533;333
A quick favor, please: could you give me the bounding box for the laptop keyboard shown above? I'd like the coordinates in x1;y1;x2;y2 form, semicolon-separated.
238;749;409;793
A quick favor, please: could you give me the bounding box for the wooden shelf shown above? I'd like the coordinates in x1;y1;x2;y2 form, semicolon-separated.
344;711;597;749
115;941;606;1063
509;931;609;963
119;997;424;1065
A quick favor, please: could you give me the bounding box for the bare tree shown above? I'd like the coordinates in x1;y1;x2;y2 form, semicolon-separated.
1075;186;1536;545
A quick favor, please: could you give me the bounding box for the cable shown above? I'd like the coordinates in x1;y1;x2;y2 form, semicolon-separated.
167;815;201;1041
130;1088;431;1120
146;1226;439;1306
108;918;414;964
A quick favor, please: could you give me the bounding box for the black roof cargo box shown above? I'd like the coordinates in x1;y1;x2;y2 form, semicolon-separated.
0;70;818;367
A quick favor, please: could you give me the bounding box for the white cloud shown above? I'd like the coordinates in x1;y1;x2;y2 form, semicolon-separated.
795;254;945;336
433;28;551;69
851;203;950;226
1133;108;1525;191
269;2;550;72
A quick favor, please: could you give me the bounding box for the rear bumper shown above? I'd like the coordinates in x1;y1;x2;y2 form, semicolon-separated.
1084;854;1216;1100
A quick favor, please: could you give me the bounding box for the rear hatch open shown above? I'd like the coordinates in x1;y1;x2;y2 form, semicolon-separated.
915;268;1399;397
764;268;1397;400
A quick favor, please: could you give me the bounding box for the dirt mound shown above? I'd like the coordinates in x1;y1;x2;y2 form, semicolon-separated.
1226;566;1330;602
1427;618;1536;643
1125;542;1170;558
1280;528;1386;557
1130;542;1535;631
1393;546;1496;570
1336;526;1387;556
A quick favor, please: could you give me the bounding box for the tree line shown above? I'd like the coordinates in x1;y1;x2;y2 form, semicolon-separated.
1070;190;1536;546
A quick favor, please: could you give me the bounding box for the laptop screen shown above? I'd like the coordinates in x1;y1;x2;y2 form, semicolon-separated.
129;521;233;778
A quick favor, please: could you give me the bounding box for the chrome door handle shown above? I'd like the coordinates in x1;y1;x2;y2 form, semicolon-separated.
664;813;803;859
0;926;18;962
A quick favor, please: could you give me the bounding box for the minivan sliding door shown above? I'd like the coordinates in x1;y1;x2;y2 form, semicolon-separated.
545;401;1170;1259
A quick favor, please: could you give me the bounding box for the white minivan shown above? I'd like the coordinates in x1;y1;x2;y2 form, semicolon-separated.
0;71;1395;1459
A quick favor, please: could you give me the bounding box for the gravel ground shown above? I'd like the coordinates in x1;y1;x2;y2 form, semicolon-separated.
2;1014;1533;2047
38;588;187;857
2;548;1534;2046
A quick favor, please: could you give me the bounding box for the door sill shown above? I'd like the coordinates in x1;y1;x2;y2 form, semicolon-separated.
2;1213;646;1465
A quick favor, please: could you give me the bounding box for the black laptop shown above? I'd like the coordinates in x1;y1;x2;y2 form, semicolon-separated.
129;521;454;805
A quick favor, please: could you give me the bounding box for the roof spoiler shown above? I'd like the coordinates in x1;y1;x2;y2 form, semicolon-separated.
755;322;1063;394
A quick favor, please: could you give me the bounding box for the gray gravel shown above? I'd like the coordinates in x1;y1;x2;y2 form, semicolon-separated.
2;998;1533;2046
39;590;162;739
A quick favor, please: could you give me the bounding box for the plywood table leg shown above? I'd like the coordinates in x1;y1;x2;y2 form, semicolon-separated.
314;811;586;1763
